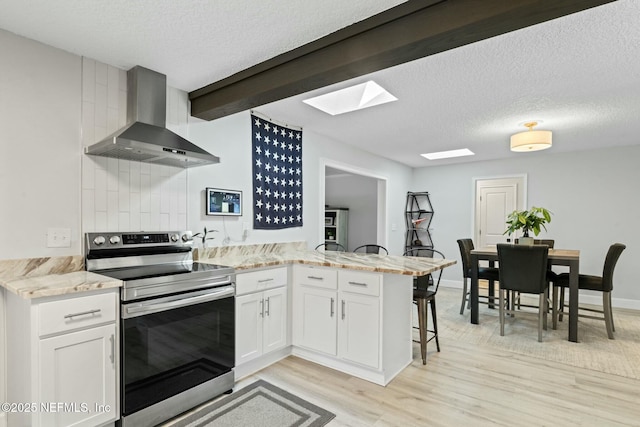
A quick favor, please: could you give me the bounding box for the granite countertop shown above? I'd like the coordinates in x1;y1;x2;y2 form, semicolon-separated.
0;243;456;299
0;271;123;299
199;250;456;276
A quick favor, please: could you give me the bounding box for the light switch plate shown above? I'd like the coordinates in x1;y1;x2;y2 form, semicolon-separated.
47;228;71;248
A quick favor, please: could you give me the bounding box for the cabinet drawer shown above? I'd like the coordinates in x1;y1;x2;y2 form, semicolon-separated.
295;265;337;290
236;267;287;296
38;292;117;337
339;270;380;296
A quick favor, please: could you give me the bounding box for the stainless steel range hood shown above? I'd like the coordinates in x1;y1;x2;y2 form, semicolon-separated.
85;66;220;168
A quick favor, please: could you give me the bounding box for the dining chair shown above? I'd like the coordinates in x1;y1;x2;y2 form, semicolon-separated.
457;239;501;315
353;244;388;255
403;248;445;364
497;244;550;342
314;242;346;252
512;239;555;311
552;243;626;339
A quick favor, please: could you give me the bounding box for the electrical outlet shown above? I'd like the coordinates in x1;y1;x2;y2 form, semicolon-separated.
47;228;71;248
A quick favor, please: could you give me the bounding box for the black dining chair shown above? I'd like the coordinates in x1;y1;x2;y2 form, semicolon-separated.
457;239;501;315
353;244;388;255
315;242;346;252
497;244;550;342
512;239;555;311
403;248;445;364
552;243;626;339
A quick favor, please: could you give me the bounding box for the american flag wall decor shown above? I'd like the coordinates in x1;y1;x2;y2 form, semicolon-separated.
251;113;303;230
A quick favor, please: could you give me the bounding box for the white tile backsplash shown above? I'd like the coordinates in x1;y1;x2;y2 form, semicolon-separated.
107;67;119;108
94;83;108;128
81;58;189;233
82;59;96;102
95;62;108;85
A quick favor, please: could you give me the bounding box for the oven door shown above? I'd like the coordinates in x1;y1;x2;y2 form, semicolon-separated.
121;285;235;418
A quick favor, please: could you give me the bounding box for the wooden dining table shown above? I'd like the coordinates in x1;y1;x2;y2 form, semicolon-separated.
470;246;581;342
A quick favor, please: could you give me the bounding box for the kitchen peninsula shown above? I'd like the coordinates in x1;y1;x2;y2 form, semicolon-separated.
196;242;456;385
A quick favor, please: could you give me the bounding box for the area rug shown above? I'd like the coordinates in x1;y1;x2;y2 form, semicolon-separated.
171;380;335;427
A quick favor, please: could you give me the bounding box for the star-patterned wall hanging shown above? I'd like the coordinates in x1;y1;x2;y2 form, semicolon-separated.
251;113;303;229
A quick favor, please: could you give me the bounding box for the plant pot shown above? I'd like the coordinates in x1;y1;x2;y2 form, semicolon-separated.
518;236;534;245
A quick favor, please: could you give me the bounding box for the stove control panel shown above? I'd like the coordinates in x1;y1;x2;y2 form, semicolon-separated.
86;231;194;251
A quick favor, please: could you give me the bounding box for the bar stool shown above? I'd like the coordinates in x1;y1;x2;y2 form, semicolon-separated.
404;248;445;364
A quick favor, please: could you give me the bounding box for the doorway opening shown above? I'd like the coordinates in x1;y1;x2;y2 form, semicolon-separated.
319;159;387;252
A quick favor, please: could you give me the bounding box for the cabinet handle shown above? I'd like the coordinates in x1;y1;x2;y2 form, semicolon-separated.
260;298;265;317
258;278;274;283
64;309;101;319
265;297;270;316
348;281;368;287
342;300;346;320
109;334;115;366
330;298;334;317
308;275;324;280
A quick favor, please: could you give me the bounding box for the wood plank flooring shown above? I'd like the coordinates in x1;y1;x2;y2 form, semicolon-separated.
247;341;640;427
166;286;640;426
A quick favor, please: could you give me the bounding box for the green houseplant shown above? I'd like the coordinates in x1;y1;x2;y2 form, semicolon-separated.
503;206;552;244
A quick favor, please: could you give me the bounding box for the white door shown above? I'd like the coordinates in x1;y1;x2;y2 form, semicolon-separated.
338;292;380;369
39;324;117;427
236;292;263;365
476;177;523;247
293;286;337;355
263;287;287;354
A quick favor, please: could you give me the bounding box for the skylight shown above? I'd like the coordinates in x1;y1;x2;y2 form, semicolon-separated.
421;148;475;160
303;81;397;115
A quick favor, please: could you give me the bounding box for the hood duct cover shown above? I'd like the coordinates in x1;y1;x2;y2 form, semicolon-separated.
84;66;220;168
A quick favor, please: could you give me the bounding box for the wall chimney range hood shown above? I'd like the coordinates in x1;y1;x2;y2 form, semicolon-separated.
85;66;219;168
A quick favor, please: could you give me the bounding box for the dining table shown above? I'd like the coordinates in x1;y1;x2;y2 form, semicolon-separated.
470;246;581;342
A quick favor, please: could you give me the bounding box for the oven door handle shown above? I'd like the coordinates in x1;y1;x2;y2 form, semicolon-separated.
123;285;235;318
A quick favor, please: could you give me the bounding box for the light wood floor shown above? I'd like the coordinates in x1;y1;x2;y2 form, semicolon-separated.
167;285;640;426
245;341;640;427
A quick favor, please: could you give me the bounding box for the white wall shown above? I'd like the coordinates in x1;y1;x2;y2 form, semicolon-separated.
0;29;82;258
186;111;413;254
413;145;640;305
325;174;379;252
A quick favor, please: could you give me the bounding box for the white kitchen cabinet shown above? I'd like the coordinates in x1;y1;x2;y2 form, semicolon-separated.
39;324;117;427
338;292;379;369
235;267;288;371
293;285;337;355
6;289;119;427
292;266;382;371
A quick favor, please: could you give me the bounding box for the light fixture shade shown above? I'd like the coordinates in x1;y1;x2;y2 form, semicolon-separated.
510;129;552;152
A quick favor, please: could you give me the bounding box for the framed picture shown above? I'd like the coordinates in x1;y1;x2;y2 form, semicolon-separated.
206;188;242;216
324;217;333;225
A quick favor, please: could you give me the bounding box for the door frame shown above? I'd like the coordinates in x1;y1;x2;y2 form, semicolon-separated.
472;174;527;246
319;158;388;251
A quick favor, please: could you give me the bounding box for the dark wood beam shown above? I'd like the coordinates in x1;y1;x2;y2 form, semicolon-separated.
189;0;617;121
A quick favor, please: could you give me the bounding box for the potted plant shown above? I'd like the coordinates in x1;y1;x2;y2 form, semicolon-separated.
503;206;552;245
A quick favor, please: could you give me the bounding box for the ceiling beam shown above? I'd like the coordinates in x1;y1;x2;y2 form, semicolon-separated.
189;0;616;121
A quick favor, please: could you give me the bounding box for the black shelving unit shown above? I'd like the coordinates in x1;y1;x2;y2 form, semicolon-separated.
405;192;434;253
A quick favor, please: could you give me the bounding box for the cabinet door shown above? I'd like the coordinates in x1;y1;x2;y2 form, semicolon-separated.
338;292;380;369
236;292;264;365
39;324;117;427
262;287;287;354
293;286;337;355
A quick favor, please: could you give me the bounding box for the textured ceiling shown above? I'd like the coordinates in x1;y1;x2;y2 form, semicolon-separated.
1;0;638;168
